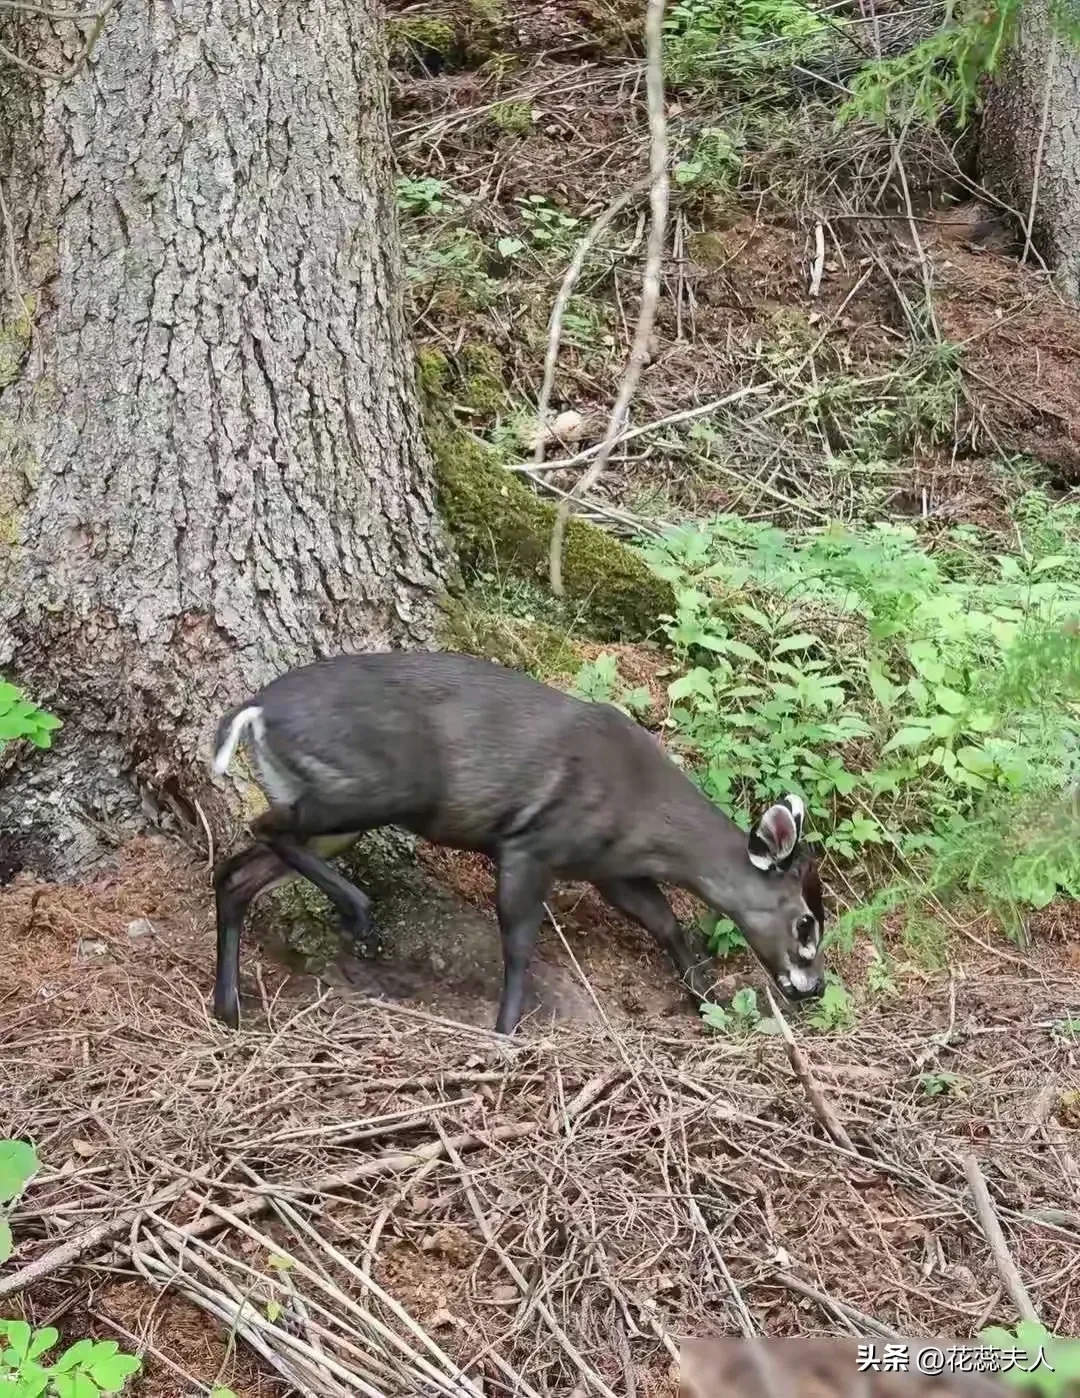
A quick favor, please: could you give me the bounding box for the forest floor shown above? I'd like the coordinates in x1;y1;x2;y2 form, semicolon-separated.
6;0;1080;1393
2;837;1080;1396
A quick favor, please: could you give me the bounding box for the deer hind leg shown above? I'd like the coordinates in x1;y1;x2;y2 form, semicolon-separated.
593;876;713;1002
251;806;373;951
213;843;295;1027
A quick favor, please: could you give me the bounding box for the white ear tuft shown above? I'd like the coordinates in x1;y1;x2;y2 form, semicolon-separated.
747;800;802;871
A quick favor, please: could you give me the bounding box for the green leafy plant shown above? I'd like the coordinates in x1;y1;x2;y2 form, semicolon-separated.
703;913;748;957
0;1323;141;1396
0;682;60;753
0;1146;140;1396
489;100;534;135
515;194;580;251
403;227;499;312
395;175;458;217
674;125;744;194
639;502;1080;941
702;984;780;1035
838;0;1015;130
571;653;652;719
918;1071;963;1098
978;1321;1080;1393
805;976;855;1032
663;0;828;91
0;1139;39;1265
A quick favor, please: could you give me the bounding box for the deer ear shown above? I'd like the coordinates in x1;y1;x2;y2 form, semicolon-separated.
747;793;805;871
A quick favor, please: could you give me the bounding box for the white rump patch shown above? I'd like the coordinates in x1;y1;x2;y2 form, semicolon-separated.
213;706;265;776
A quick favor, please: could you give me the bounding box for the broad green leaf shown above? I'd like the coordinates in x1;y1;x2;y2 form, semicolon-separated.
731;988;759;1020
266;1299;282;1323
868;664;899;708
1033;554;1070;574
0;1135;37;1202
88;1350;142;1391
15;1360;50;1397
3;1319;30;1361
718;637;764;664
52;1375;78;1398
700;1003;731;1031
933;685;967;714
54;1338;94;1372
668;668;714;703
772;632;820;655
734;604;772;631
882;725;933;754
27;1327;58;1361
957;745;996;776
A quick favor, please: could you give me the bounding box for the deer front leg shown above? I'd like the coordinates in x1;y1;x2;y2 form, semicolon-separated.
494;845;552;1036
594;876;714;1003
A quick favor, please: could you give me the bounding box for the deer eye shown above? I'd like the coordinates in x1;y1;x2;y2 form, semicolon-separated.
795;914;817;941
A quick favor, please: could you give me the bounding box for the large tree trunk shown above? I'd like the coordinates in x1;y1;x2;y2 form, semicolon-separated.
0;0;449;876
980;0;1080;297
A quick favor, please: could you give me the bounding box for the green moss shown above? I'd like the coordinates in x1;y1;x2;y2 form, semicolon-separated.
438;594;584;678
461;0;510;58
489;100;534;135
0;306;33;392
578;0;643;53
386;0;509;71
387;15;456;66
687;228;741;267
767;305;816;349
0;415;37;554
428;416;674;641
459;341;507;416
417;346;451;398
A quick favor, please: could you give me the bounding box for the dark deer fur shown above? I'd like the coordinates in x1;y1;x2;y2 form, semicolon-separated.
210;651;826;1034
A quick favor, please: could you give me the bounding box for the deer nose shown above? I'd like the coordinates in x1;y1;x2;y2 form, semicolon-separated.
777;969;825;1001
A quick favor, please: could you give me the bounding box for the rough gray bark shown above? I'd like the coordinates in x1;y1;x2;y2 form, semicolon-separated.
981;0;1080;296
0;0;449;875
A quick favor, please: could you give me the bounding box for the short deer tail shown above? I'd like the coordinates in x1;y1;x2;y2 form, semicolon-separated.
212;705;265;776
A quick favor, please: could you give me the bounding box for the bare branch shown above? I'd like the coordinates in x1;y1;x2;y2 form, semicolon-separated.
532;175;653;473
547;0;669;596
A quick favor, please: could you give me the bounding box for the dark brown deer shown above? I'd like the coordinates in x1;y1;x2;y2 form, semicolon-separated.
210;651;826;1034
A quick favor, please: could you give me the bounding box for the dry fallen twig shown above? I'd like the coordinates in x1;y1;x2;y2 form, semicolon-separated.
532;177;653;475
765;987;857;1153
547;0;669;596
963;1155;1041;1325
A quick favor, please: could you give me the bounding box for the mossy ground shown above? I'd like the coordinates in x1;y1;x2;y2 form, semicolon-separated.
418;346;675;642
386;0;512;73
